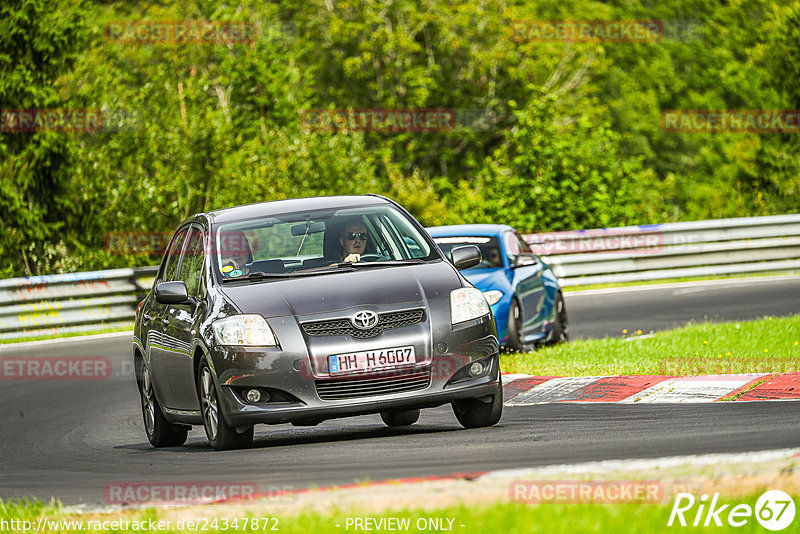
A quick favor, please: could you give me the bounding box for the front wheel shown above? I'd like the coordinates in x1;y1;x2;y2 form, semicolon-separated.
198;362;253;450
380;409;420;427
452;384;503;429
138;361;187;447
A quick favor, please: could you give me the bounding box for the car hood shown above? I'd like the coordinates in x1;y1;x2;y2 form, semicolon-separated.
218;261;461;318
461;267;512;292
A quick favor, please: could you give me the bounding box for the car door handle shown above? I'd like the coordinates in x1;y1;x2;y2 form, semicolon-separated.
142;313;150;325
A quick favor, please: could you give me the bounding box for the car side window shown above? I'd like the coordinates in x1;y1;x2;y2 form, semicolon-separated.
161;228;188;282
179;227;205;297
514;232;533;254
503;231;520;265
512;231;539;266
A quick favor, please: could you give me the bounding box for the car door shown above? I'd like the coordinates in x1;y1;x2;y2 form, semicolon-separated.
146;226;189;408
506;231;546;340
162;225;207;411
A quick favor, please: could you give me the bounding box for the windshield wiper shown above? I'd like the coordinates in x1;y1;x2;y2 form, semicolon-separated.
221;267;355;283
347;259;428;267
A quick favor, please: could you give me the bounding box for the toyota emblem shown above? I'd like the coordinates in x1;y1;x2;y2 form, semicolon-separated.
351;310;379;330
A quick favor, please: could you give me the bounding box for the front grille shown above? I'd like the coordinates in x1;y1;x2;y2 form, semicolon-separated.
301;309;424;339
315;370;431;400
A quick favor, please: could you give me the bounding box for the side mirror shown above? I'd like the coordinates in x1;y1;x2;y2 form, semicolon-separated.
155;281;190;305
451;245;481;270
512;254;539;268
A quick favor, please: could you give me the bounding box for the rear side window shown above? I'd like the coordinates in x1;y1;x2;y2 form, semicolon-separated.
161;228;188;282
179;228;205;297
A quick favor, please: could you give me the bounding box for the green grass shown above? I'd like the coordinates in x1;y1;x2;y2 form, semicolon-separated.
502;315;800;376
0;494;789;533
562;271;800;292
0;324;133;345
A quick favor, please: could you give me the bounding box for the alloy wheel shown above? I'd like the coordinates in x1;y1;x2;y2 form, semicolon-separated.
200;367;219;440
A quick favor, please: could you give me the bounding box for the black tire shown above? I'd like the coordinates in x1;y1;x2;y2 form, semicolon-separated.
546;292;569;346
506;298;525;352
452;383;503;429
137;360;188;448
198;361;253;450
380;409;420;427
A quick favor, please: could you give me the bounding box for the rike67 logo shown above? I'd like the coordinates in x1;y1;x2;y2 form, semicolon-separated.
668;490;795;530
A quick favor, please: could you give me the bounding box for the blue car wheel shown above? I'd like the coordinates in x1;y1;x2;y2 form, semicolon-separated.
507;298;524;352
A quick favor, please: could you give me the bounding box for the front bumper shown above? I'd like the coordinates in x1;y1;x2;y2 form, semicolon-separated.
209;315;500;427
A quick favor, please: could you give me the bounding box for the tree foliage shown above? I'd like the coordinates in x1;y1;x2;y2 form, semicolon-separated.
1;0;798;275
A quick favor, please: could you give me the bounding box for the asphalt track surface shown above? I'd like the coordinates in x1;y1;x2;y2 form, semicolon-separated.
564;275;800;339
1;276;799;506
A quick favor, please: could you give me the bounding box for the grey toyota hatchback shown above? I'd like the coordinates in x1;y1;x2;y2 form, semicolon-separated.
133;195;502;450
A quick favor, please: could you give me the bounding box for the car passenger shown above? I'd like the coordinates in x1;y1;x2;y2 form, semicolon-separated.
219;230;252;277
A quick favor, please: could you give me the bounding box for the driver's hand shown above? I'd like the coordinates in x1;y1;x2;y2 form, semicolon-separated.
343;253;361;263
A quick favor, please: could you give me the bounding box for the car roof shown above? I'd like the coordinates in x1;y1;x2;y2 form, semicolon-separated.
190;195;391;225
426;224;514;238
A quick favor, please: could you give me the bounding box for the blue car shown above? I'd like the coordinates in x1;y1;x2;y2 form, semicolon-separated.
427;224;568;351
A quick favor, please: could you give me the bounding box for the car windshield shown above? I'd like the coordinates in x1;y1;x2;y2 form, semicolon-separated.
433;236;503;269
214;204;437;280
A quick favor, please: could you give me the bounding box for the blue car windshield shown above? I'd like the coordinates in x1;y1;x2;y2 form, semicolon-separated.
433;236;503;268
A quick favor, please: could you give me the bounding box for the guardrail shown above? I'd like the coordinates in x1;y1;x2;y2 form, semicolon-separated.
0;267;157;340
523;214;800;287
1;214;798;340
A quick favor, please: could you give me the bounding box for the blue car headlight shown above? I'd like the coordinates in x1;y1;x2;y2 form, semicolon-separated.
482;290;504;306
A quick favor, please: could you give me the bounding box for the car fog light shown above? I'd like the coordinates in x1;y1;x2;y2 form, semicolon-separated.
246;389;262;403
469;362;485;377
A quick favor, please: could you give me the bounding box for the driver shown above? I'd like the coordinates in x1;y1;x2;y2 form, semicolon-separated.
338;221;369;263
486;247;502;267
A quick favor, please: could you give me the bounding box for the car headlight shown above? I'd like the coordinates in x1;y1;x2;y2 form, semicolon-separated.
212;314;277;346
451;288;491;324
482;290;504;306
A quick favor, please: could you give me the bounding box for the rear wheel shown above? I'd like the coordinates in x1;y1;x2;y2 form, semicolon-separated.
546;292;569;346
506;299;525;352
198;362;253;450
380;409;420;427
137;361;187;447
452;384;503;429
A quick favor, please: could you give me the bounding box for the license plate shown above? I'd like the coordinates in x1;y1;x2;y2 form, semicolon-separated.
328;346;416;375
